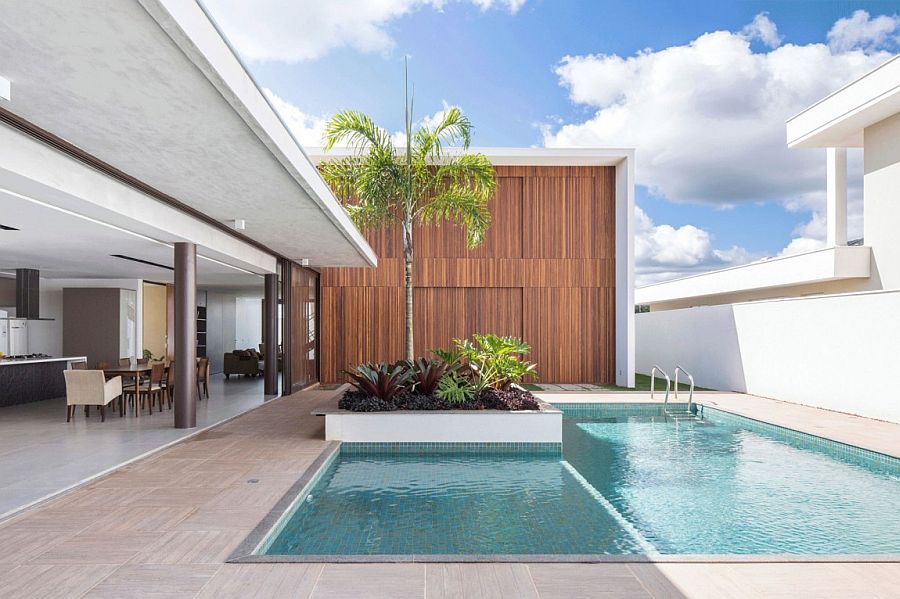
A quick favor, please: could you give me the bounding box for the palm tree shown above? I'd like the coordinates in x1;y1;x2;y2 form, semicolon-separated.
320;63;497;362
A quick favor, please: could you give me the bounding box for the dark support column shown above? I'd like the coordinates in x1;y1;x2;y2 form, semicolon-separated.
264;272;278;396
174;242;197;429
281;261;292;394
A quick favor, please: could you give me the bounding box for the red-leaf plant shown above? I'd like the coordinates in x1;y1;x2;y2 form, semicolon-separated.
407;357;448;396
344;362;412;402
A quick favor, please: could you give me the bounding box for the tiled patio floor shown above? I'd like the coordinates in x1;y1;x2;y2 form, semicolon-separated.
0;375;268;518
0;386;897;598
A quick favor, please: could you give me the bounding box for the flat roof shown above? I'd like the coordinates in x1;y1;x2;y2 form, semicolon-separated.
306;147;633;166
786;54;900;148
635;245;871;306
0;0;376;268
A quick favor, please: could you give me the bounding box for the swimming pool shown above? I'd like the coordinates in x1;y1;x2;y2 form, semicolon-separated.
250;403;900;558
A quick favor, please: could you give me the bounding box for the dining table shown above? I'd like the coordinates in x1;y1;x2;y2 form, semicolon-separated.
102;363;165;418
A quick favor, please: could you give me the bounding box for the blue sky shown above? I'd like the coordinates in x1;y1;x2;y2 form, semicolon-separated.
203;0;900;283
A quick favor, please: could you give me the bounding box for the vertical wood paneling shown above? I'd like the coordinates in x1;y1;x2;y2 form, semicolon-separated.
318;165;617;383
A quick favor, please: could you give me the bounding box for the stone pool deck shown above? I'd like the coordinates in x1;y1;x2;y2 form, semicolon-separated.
535;391;900;458
0;386;897;598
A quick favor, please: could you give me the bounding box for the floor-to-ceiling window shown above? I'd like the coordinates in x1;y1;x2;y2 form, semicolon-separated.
289;263;318;391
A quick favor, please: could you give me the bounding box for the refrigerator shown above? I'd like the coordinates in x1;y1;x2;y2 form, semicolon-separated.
0;310;28;355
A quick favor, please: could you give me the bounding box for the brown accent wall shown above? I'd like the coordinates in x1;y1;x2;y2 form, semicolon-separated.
319;165;617;383
62;288;122;367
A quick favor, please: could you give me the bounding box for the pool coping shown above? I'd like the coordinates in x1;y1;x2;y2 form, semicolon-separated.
229;403;900;565
228;441;341;563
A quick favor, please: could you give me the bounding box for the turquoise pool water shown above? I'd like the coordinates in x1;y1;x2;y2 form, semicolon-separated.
260;405;900;556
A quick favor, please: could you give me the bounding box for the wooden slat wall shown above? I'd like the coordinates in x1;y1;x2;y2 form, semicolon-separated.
319;165;616;383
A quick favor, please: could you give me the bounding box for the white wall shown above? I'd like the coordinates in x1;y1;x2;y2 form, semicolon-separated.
636;290;900;423
864;112;900;290
202;291;262;374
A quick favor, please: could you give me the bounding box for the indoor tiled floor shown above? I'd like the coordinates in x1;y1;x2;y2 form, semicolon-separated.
0;386;897;598
0;374;269;518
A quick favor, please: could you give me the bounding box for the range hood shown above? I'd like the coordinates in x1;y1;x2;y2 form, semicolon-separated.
1;269;55;321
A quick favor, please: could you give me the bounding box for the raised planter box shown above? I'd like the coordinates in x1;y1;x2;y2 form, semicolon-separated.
316;404;562;443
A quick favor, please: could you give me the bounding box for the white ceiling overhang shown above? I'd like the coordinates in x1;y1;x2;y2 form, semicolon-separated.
0;0;376;268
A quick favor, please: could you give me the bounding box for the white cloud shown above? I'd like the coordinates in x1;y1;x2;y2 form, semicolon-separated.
827;10;900;53
634;207;754;286
203;0;525;62
263;88;329;146
740;12;783;49
778;237;824;257
265;88;460;150
542;12;892;268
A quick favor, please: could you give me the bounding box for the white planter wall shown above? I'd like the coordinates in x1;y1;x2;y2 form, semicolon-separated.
324;410;562;443
636;290;900;423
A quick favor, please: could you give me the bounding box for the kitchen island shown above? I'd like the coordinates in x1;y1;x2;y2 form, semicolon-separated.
0;356;88;407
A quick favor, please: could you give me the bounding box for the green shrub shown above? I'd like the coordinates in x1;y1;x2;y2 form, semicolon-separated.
435;371;476;404
432;333;538;392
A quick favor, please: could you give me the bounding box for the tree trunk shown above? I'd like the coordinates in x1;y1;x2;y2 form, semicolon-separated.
403;216;414;362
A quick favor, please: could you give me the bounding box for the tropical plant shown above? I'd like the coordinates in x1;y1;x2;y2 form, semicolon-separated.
320;60;497;361
438;334;538;392
407;357;448;395
343;362;412;402
435;371;475;404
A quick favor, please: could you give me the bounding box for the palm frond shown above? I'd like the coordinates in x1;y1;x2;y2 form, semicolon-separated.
319;156;362;201
413;107;472;161
419;185;492;248
431;154;497;198
323;110;393;154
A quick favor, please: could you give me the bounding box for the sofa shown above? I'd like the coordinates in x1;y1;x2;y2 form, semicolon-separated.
223;349;262;378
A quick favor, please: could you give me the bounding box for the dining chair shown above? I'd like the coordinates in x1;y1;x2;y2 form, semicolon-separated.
124;362;166;414
71;361;87;370
64;370;123;422
163;360;175;409
137;357;149;365
119;357;131;366
196;357;210;400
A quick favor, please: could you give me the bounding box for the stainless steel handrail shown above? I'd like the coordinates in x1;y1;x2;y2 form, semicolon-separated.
674;365;695;412
650;365;670;405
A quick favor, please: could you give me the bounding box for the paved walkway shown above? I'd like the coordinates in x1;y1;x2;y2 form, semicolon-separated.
0;387;897;598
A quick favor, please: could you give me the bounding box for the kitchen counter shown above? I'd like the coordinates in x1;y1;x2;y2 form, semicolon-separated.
0;356;87;366
0;356;88;407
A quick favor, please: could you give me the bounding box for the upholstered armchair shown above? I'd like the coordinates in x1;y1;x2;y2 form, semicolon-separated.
63;370;123;422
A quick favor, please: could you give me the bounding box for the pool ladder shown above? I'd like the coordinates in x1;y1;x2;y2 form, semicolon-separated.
651;365;697;421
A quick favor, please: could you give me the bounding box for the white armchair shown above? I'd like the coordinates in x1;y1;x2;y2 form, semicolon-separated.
64;370;123;422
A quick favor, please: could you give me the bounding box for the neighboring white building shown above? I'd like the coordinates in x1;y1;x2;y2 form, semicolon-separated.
635;55;900;422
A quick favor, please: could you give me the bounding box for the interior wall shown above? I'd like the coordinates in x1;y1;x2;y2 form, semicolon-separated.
0;277;14;306
11;278;142;359
235;297;263;351
142;282;167;359
205;292;235;375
